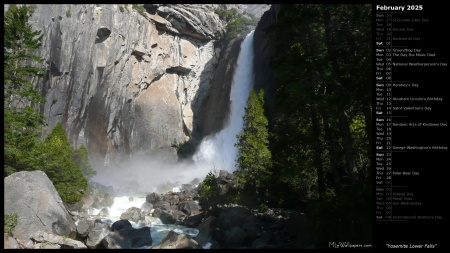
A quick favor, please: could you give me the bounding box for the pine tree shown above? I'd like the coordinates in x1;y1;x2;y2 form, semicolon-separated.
4;4;45;108
29;123;88;204
235;89;272;199
4;5;46;176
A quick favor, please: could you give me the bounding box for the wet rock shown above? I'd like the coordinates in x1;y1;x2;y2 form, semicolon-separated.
77;218;96;238
110;219;132;232
178;200;201;216
196;216;217;245
145;192;161;204
153;208;176;224
150;230;201;249
120;207;143;223
86;222;110;249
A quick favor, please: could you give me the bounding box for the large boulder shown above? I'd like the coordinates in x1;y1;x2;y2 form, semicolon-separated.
171;210;188;222
110;219;132;232
103;226;152;249
120;207;143;223
178;200;201;216
145;192;161;204
195;216;216;246
153;200;172;210
76;218;96;238
224;226;251;247
4;171;77;248
153;208;176;224
141;202;153;211
150;230;202;249
30;230;87;249
182;212;204;228
89;182;115;209
86;222;110;249
163;192;180;205
217;206;252;230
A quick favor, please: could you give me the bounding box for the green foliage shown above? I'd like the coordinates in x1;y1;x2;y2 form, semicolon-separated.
4;106;45;176
215;8;239;22
4;4;46;176
264;4;372;244
215;7;258;47
235;90;272;203
4;4;45;107
119;6;124;13
223;16;257;47
132;4;147;17
198;171;221;210
258;203;268;213
72;145;96;180
28;123;88;204
234;90;272;207
4;213;19;236
349;113;370;181
66;8;71;18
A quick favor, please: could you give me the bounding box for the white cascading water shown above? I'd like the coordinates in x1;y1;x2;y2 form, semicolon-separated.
193;30;255;173
87;30;255;248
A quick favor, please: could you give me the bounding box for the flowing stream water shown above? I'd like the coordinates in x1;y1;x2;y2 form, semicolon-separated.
87;196;199;247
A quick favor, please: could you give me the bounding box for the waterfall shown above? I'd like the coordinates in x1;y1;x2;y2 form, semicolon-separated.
78;30;255;249
193;30;255;173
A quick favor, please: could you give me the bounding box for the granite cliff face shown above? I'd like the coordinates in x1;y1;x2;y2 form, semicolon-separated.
24;4;270;167
26;4;226;166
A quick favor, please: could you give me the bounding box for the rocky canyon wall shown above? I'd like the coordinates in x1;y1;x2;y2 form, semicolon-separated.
26;4;225;167
20;4;271;169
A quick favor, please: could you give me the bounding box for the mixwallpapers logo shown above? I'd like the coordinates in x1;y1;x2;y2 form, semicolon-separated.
329;242;372;248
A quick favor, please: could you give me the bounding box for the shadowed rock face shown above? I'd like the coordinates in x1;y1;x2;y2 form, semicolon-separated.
253;4;279;128
194;37;244;139
25;4;225;166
